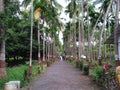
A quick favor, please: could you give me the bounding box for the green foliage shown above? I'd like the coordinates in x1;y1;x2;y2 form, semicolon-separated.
79;61;83;70
32;65;40;76
91;66;103;79
106;69;115;76
91;61;98;67
0;65;27;90
46;61;52;67
66;58;76;65
83;64;89;75
0;62;47;90
0;0;62;65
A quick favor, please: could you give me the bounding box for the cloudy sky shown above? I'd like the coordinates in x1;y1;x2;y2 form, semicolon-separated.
57;0;70;23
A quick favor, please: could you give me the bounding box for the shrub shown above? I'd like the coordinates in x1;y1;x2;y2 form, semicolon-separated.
79;61;83;70
91;66;103;79
76;60;79;68
83;64;89;75
46;61;51;67
32;65;39;76
91;61;98;67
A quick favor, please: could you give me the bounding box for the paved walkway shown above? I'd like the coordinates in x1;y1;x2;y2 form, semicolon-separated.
28;61;102;90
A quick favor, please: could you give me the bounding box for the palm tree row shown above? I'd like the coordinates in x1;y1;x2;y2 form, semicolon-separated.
0;0;62;77
22;0;63;75
63;0;119;66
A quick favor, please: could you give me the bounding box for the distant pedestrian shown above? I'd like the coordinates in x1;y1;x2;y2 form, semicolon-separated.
60;56;63;61
58;56;63;61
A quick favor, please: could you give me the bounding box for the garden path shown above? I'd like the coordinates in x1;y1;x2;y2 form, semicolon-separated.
24;61;104;90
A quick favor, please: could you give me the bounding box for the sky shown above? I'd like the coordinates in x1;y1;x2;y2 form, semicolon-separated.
57;0;70;23
56;0;69;45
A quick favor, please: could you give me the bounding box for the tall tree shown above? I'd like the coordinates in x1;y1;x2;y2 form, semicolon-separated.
37;11;41;64
77;0;82;59
98;0;113;64
65;0;78;59
22;0;62;62
29;0;34;75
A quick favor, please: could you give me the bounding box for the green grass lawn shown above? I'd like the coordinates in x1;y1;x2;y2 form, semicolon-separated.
0;63;46;90
0;65;28;90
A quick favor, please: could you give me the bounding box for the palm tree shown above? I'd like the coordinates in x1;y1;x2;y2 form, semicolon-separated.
81;0;85;56
65;0;78;59
78;1;82;59
86;1;91;62
0;0;6;77
98;0;113;65
63;22;71;57
22;0;62;74
37;12;41;64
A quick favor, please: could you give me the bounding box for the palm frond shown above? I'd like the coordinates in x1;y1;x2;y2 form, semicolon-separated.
21;0;31;8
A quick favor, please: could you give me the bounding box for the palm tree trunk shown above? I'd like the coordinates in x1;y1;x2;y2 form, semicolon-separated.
78;2;82;60
108;22;112;63
98;0;113;65
53;40;56;58
103;30;107;59
51;38;54;58
65;31;70;57
69;28;72;57
46;35;48;61
43;31;45;61
70;25;73;57
90;12;103;43
49;43;52;59
73;19;77;59
45;40;47;61
38;17;41;64
67;35;69;56
81;0;84;55
0;0;4;11
47;36;50;61
29;0;34;75
87;4;91;63
0;0;6;77
0;30;6;77
114;0;119;66
89;12;103;61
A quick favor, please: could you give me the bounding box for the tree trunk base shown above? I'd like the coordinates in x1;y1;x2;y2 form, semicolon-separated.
0;68;6;77
38;57;41;64
98;59;102;65
0;60;6;77
28;65;32;76
76;60;79;68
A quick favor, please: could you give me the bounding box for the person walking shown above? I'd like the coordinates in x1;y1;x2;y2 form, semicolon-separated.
58;56;63;61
